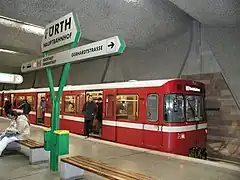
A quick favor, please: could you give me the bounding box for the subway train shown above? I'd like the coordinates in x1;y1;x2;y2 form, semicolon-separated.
0;79;207;158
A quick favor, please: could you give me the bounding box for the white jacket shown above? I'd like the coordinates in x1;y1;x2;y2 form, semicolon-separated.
5;119;17;132
15;115;30;140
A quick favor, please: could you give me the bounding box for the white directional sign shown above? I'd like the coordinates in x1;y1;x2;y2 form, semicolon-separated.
41;12;81;52
0;73;23;84
21;36;126;73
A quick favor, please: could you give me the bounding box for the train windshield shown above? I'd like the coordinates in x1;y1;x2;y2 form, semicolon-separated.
185;95;203;122
164;94;204;123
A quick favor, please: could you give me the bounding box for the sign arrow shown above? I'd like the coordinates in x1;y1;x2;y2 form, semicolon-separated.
21;36;126;73
108;42;114;49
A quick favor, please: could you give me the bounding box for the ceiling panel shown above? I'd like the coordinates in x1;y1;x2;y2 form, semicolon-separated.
0;0;192;48
168;0;238;27
0;51;36;67
0;24;42;56
0;0;236;74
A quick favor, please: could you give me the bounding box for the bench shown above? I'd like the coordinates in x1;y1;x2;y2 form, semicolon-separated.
5;139;49;164
60;155;155;180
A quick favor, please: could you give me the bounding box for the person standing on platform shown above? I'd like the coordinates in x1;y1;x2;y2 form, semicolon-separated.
40;97;46;118
4;100;12;116
18;99;31;118
96;97;103;134
0;110;30;156
82;95;97;138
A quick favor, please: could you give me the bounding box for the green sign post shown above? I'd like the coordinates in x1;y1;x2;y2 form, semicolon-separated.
21;12;126;172
42;12;81;172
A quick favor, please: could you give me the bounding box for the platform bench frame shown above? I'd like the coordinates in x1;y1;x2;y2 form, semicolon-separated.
60;155;154;180
17;139;49;164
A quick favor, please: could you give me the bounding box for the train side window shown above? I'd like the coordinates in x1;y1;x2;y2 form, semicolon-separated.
116;95;138;120
64;95;76;114
26;96;35;111
76;93;85;114
86;90;103;103
17;96;25;107
147;94;158;122
105;95;114;118
46;94;62;113
164;94;185;123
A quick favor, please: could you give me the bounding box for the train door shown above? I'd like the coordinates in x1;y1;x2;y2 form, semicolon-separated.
102;89;117;141
45;92;61;127
143;91;163;149
45;92;52;127
85;90;103;137
36;93;46;125
25;93;37;124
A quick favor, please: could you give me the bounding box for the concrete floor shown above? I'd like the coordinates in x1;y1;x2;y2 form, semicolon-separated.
0;154;104;180
0;118;240;180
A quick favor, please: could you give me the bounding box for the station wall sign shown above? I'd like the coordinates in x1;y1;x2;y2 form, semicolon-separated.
22;36;126;73
41;12;81;52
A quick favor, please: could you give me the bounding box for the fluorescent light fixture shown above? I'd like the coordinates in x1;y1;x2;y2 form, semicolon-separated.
124;0;139;3
0;15;44;36
0;48;20;54
124;0;142;4
0;72;23;84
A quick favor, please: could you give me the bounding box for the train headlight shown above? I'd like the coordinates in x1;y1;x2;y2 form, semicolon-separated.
205;129;208;134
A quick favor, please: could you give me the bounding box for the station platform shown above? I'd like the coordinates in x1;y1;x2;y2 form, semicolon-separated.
0;117;239;180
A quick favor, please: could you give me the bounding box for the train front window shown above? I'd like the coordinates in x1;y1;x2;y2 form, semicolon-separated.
164;94;185;123
185;95;203;122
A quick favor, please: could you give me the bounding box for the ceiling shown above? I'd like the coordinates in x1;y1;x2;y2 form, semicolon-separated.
169;0;238;26
0;0;238;73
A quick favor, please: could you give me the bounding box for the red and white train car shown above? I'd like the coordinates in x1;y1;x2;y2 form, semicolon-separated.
0;79;207;157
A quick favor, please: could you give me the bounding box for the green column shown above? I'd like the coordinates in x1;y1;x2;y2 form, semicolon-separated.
45;63;71;171
44;48;75;171
41;12;81;172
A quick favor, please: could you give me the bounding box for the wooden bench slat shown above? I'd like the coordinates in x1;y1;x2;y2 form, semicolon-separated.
63;158;132;180
19;141;41;148
24;139;43;146
74;155;154;180
62;156;154;180
72;158;134;180
72;157;141;180
19;141;35;148
21;139;43;146
19;139;44;149
73;156;152;180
